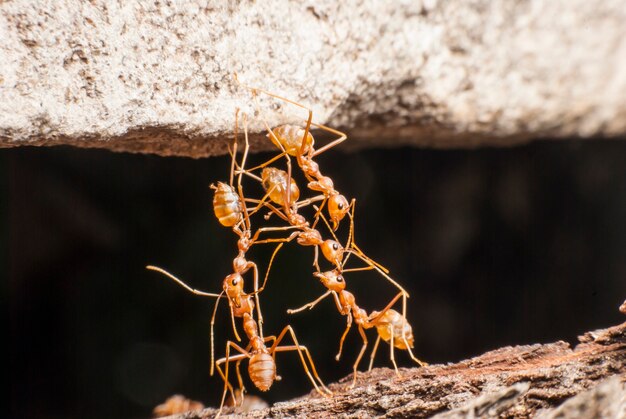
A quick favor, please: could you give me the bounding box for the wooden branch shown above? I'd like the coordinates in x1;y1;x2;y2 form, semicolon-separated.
160;320;625;418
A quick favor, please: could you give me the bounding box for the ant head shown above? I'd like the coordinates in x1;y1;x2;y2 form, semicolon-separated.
224;273;244;305
328;194;350;229
313;269;346;292
296;228;322;246
320;240;344;267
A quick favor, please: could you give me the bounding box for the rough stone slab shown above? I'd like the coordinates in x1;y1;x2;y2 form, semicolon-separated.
1;0;625;157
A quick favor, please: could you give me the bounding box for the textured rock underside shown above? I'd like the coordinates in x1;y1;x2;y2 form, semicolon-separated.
1;0;625;157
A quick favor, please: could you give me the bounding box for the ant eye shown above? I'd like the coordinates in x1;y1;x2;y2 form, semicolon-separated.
333;243;339;250
337;275;344;282
338;202;344;210
232;278;239;285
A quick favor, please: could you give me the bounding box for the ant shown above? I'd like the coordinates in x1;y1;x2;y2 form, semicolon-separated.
148;109;330;413
153;394;204;417
234;74;351;230
286;204;423;386
210;110;308;334
146;259;330;416
288;268;426;387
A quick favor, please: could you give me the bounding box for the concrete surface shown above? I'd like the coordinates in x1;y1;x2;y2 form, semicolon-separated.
1;0;625;157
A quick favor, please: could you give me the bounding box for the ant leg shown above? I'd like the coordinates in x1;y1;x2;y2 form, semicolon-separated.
299;98;313;157
336;310;353;361
308;121;347;158
341;266;377;274
214;362;237;416
210;291;225;376
367;292;404;323
249;242;285;335
345;199;391;274
309;201;328;233
346;259;411;303
347;244;390;274
270;326;332;396
316;204;389;275
291;194;327;222
234;359;246;406
229;108;239;187
311;198;329;229
314;204;341;243
244;198;290;223
340;199;387;272
215;342;249;417
351;325;369;388
234;115;293;225
388;326;400;378
313;246;320;271
249;226;300;244
247;262;265;338
248;90;296;210
406;344;428;367
295;194;327;210
242;150;288;173
230;112;263;234
254;243;284;296
262;335;278;347
229;303;242;342
287;290;332;314
237;168;263;183
236;116;254;232
368;335;382;372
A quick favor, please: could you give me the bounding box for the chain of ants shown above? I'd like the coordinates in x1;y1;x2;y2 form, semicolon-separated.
147;81;426;414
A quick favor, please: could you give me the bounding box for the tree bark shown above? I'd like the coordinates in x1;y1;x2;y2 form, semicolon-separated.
169;320;625;418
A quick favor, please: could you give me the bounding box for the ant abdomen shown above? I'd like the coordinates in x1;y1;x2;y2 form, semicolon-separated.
248;352;276;391
373;309;415;350
261;167;300;207
212;182;242;227
269;125;314;156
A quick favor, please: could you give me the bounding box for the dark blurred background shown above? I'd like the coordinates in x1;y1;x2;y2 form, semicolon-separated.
4;140;626;419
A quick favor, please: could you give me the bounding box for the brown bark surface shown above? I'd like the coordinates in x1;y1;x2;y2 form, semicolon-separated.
166;321;626;418
3;1;626;156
